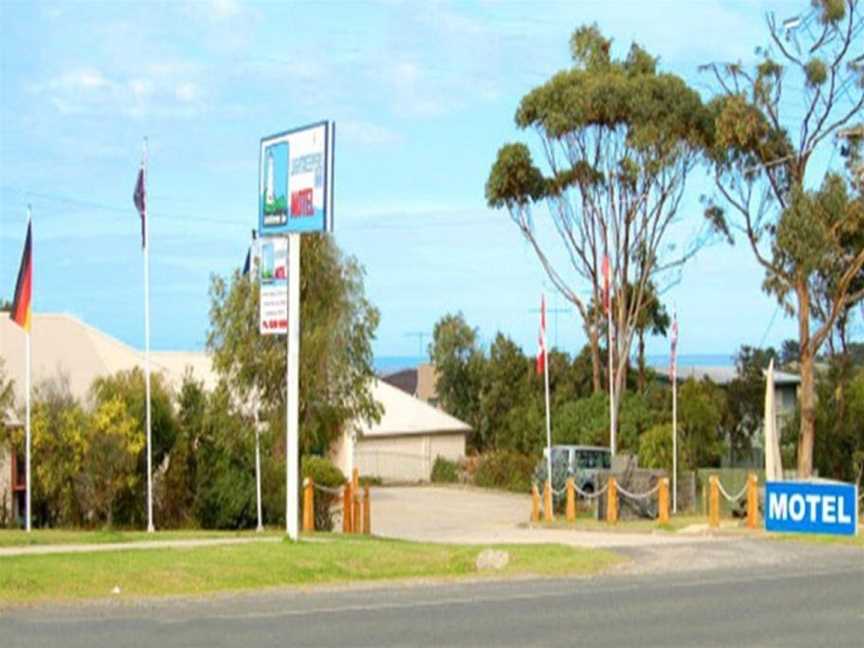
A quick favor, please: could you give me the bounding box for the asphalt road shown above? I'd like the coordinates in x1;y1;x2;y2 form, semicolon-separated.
2;541;862;647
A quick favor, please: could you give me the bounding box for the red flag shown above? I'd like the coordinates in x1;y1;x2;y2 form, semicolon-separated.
601;255;611;315
536;294;546;376
9;219;32;332
669;314;679;381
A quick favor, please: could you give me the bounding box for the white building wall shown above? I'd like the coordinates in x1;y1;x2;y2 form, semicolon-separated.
354;433;466;482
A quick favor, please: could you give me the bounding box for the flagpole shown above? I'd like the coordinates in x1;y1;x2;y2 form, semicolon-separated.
251;233;263;534
672;314;678;514
607;277;616;457
25;205;32;533
143;137;154;533
542;295;552;487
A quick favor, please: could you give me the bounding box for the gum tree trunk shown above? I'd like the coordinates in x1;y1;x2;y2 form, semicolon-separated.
796;281;815;478
589;325;602;394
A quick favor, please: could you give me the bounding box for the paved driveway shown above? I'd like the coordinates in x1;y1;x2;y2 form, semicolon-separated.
371;485;725;549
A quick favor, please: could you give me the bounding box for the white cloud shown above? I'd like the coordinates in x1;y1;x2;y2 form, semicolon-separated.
339;120;402;146
40;69;110;92
129;78;153;99
210;0;241;19
32;63;208;119
175;82;199;103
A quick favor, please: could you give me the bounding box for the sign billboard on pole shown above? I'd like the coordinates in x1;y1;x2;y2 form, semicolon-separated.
259;121;334;236
257;119;334;540
259;237;288;335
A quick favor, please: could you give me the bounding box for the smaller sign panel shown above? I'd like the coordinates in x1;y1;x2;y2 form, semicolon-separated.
259;237;288;335
259;121;334;236
765;480;858;536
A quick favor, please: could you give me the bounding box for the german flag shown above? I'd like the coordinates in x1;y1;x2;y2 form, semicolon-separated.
9;219;32;331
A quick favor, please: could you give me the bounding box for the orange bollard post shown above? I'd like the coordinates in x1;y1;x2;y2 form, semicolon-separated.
303;478;315;533
342;483;353;533
531;484;540;523
362;486;371;535
658;478;670;525
606;477;618;524
543;480;554;523
565;478;576;523
746;473;758;529
351;468;361;534
709;476;720;529
353;493;362;535
607;477;619;524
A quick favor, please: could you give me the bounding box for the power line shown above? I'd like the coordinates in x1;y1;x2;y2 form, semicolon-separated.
758;303;782;349
0;184;512;232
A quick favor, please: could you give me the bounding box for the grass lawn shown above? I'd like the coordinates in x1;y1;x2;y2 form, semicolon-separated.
0;535;621;605
0;528;283;548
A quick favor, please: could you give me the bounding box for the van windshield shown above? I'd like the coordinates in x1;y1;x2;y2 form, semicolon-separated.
576;451;610;469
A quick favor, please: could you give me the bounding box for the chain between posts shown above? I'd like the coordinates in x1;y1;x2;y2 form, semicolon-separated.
572;482;609;499
536;481;609;499
615;483;661;501
536;479;669;503
313;483;344;496
716;480;748;503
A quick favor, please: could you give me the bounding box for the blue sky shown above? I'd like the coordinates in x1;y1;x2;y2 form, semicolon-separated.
1;0;850;360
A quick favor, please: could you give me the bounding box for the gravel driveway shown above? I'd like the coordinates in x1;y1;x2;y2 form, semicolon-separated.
371;485;725;549
370;485;864;576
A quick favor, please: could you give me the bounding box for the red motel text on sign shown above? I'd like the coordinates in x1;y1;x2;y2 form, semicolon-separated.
291;189;314;217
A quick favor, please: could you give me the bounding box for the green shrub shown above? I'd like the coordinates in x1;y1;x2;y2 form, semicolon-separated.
301;455;346;531
431;456;459;483
554;392;661;453
638;423;673;476
302;455;346;488
474;450;535;493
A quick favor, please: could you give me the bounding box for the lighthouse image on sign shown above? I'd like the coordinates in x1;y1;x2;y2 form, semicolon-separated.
261;141;289;226
266;151;275;205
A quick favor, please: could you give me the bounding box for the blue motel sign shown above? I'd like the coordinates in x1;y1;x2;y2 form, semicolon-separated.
765;480;859;537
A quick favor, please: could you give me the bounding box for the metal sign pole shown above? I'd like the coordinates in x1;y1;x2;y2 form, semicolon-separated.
285;232;301;540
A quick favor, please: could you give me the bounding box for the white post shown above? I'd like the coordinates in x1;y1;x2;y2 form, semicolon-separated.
255;418;263;532
25;208;31;532
285;233;300;540
543;305;552;486
253;389;263;533
672;366;678;514
607;293;616;457
143;138;154;533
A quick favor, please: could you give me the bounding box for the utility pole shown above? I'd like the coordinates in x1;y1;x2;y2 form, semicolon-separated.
404;331;430;358
529;303;571;350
